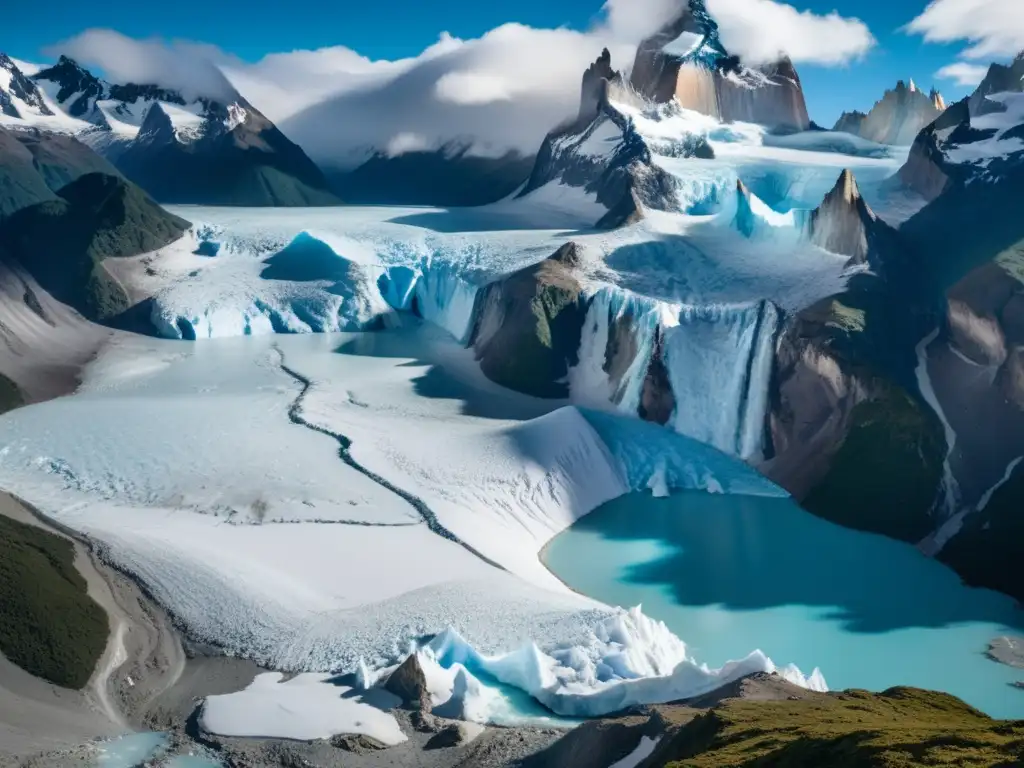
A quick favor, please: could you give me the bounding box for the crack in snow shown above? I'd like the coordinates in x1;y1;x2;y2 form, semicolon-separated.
272;346;507;570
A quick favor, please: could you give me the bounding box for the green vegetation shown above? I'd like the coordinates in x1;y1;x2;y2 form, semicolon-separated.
0;373;22;416
0;172;188;319
0;512;107;689
802;382;946;543
659;688;1024;767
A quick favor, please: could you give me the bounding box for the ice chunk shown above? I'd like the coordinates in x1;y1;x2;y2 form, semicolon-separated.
201;672;407;744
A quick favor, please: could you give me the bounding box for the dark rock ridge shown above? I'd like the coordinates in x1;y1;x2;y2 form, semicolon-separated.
329;145;533;207
29;56;339;207
0;172;189;319
0;54;52;119
518;48;710;227
629;1;810;132
0;125;121;217
968;51;1024;117
470;242;589;397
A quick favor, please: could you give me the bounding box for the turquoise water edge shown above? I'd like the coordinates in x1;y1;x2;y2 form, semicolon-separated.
544;490;1024;719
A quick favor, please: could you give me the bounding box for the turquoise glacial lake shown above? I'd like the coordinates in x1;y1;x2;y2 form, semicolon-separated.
544;490;1024;719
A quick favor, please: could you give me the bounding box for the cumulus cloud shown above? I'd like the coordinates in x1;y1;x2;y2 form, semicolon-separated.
706;0;875;66
45;0;875;163
935;61;991;86
905;0;1024;60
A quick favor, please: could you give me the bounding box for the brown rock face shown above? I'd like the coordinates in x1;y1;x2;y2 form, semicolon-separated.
385;653;431;712
858;80;942;145
809;169;877;265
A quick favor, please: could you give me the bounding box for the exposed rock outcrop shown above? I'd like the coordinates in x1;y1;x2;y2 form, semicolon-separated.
384;653;431;712
518;49;704;227
470;242;588;397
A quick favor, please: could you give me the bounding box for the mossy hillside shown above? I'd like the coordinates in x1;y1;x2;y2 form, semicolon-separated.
802;380;946;543
0;172;188;319
658;687;1024;767
0;512;107;689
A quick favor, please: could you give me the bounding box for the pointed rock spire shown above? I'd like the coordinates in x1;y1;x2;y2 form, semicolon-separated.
137;102;175;144
908;78;918;93
809;169;878;265
929;87;947;111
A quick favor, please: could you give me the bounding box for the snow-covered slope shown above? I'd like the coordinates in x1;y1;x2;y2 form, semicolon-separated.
0;326;821;718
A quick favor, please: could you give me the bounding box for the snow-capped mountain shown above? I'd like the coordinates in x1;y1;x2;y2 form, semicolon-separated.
629;0;811;132
517;48;709;227
0;54;53;120
1;54;339;207
833;80;946;146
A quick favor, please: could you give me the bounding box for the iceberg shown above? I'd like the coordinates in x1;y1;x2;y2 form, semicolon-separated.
370;606;826;720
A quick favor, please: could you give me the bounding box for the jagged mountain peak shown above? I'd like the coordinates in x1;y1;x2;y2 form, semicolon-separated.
0;53;53;119
810;168;885;267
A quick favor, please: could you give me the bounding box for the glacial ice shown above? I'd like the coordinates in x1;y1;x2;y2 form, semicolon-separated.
378;606;826;720
663;301;780;460
201;672;407;744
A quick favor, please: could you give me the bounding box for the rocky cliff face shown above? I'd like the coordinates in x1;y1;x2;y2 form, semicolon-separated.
968;52;1024;117
857;80;944;145
629;1;810;132
809;169;905;274
833;111;866;136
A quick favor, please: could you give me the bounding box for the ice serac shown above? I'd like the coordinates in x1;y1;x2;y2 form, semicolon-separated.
663;301;780;461
518;48;703;227
629;1;810;132
470;242;588;397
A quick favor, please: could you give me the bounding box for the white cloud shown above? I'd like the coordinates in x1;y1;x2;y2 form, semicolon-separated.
45;0;875;163
936;61;990;86
706;0;875;66
385;132;431;156
46;29;238;103
905;0;1024;60
435;72;513;105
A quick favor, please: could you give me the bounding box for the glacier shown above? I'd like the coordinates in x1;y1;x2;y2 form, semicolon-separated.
0;326;826;720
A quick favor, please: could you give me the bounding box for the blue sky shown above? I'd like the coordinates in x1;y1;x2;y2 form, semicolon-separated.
0;0;1001;126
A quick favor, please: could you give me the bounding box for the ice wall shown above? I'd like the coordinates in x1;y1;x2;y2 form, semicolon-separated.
569;285;780;463
663;301;780;461
378;261;480;345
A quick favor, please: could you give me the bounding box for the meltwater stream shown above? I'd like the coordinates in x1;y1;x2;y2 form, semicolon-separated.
544;490;1024;719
